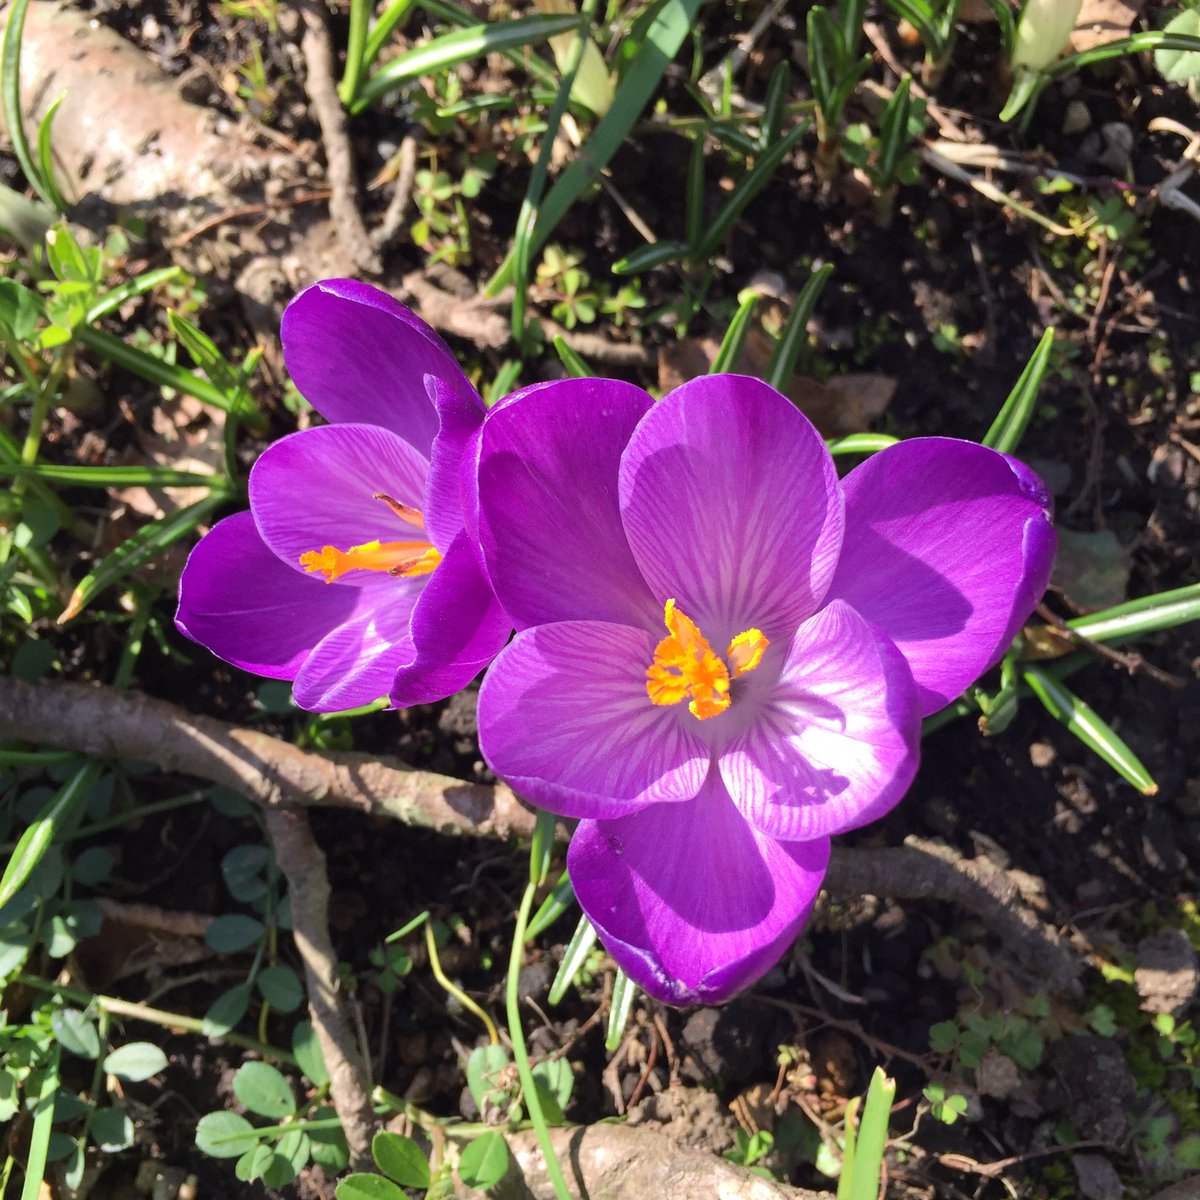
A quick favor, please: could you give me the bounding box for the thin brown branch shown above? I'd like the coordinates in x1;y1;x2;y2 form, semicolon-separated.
0;677;1079;988
289;0;381;274
263;806;376;1169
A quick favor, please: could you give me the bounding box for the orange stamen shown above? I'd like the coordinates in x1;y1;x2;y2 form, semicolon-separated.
373;493;425;528
645;599;768;721
300;539;442;583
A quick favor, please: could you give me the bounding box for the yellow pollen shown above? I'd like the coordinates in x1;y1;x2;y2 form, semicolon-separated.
299;496;441;582
645;599;768;721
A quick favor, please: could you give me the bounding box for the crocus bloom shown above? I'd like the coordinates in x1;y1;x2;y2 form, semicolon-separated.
176;280;509;711
476;375;1054;1005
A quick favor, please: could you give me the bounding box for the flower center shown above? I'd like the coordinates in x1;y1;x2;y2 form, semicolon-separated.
645;599;768;721
299;493;443;583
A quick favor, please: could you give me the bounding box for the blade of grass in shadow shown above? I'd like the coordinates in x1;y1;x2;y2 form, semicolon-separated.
765;263;834;391
58;491;228;624
710;289;759;373
351;13;580;113
510;0;599;342
983;328;1053;454
488;0;705;295
2;0;63;210
1022;664;1158;795
605;969;638;1052
552;334;591;377
0;464;221;488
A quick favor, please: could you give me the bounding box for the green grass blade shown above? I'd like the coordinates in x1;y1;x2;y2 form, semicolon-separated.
765;263;833;391
983;328;1053;453
1047;29;1200;79
58;491;228;624
611;239;687;275
1022;665;1158;795
352;13;580;112
76;325;237;412
1064;582;1200;643
759;60;790;149
418;0;561;88
488;0;705;293
605;969;638;1052
826;433;900;456
2;0;59;210
0;760;99;909
526;869;577;941
552;335;591;378
837;1095;859;1200
86;267;182;323
982;0;1016;57
0;463;221;488
684;132;706;253
548;914;598;1006
19;1048;60;1200
362;0;420;74
694;122;807;261
845;1068;896;1200
34;93;68;212
711;289;760;374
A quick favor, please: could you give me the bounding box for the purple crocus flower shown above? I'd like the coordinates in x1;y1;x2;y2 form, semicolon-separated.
176;280;509;711
475;375;1055;1005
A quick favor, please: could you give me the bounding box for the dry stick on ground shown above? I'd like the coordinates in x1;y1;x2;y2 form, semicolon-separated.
0;677;1081;990
263;805;377;1169
288;0;381;274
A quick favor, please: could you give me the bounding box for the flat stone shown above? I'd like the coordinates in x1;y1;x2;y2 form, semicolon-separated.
1135;929;1199;1016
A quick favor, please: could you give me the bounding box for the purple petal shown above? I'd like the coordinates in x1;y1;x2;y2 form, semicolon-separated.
825;438;1056;713
477;378;660;630
423;377;486;554
291;583;422;712
176;511;358;678
619;375;844;640
249;424;430;578
719;599;921;841
281;279;480;457
389;531;511;706
569;770;830;1006
478;621;709;820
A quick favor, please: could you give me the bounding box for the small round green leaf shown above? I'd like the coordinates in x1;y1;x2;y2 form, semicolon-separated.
372;1130;430;1188
221;845;272;902
103;1042;168;1081
292;1021;329;1087
256;964;303;1012
51;1008;100;1059
202;983;252;1037
205;913;266;953
235;1142;275;1181
196;1111;259;1159
91;1106;134;1152
232;1061;295;1118
335;1175;408;1200
458;1132;510;1189
1157;8;1200;82
308;1106;349;1172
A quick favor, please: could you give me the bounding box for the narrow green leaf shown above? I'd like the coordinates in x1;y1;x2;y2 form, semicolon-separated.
489;0;705;292
694;122;807;261
548;913;597;1006
86;267;182;324
457;1131;510;1189
362;0;420;76
983;329;1053;454
353;14;580;112
826;433;900;456
765;263;834;391
551;335;591;378
58;491;227;624
845;1068;895;1200
758;60;790;149
1065;581;1200;643
102;1042;168;1082
611;239;687;275
605;968;637;1052
20;1049;59;1200
526;868;576;941
2;0;59;210
372;1131;430;1189
0;463;220;488
1022;665;1158;794
0;761;100;909
711;290;760;374
34;94;68;213
684;133;706;254
233;1061;295;1118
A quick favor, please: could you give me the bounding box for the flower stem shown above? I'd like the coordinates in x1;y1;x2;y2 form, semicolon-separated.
507;879;573;1200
